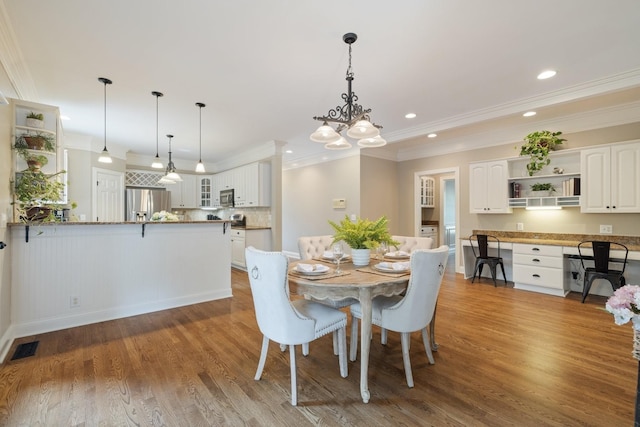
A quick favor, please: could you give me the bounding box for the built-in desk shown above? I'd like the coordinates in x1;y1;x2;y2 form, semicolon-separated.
462;231;640;297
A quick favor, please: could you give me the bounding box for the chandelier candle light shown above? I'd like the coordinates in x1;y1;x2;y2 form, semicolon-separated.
151;91;164;169
311;33;386;150
98;77;113;163
195;102;206;173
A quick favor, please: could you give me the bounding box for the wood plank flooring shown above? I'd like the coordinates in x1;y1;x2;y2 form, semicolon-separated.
0;262;636;426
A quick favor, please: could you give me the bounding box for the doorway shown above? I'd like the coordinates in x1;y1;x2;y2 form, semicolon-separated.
93;168;124;222
414;167;460;274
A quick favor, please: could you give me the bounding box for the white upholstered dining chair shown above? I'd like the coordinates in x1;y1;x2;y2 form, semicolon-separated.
245;246;348;405
391;235;434;253
349;245;449;388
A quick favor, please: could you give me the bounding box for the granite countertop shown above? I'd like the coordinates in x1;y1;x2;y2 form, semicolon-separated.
8;220;231;227
473;229;640;251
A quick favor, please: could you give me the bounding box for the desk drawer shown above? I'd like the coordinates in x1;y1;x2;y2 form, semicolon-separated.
512;243;563;257
513;253;563;269
513;265;564;289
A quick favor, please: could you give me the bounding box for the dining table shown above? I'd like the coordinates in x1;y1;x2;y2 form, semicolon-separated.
288;255;416;403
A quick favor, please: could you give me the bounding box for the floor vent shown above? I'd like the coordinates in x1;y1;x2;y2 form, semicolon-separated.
11;341;39;360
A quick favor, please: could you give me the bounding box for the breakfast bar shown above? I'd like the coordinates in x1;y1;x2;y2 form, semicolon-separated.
7;220;232;341
462;230;640;297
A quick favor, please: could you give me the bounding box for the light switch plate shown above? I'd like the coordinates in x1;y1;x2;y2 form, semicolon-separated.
332;198;346;209
599;224;613;234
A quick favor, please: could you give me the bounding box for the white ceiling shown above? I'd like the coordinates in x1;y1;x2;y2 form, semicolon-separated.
1;0;640;170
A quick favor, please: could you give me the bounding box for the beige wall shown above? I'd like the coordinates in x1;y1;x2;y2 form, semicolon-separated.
282;155;361;255
360;155;400;233
398;122;640;243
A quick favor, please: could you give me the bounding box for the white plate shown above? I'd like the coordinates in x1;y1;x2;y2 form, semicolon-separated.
322;254;351;261
385;253;410;260
295;264;330;275
374;263;410;273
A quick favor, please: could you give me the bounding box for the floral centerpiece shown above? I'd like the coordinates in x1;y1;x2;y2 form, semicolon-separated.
150;210;179;221
605;285;640;423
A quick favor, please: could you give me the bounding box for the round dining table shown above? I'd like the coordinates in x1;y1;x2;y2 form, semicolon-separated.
288;257;411;403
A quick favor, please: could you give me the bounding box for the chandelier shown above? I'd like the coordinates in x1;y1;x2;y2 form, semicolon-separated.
158;134;182;184
310;33;386;150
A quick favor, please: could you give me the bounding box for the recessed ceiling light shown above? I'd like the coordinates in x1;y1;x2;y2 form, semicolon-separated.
285;149;293;154
523;111;536;117
61;115;71;121
405;113;416;119
537;70;557;80
427;133;437;138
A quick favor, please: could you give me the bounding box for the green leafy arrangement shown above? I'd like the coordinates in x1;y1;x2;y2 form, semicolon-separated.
519;130;566;176
328;215;399;250
530;182;555;192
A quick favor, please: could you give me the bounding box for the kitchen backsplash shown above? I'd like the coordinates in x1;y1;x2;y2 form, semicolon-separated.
175;207;271;227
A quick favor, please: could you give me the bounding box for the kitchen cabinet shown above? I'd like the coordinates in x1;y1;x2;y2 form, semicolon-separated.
244;162;271;207
469;160;511;213
231;228;272;268
580;140;640;213
233;166;247;206
197;175;213;208
231;229;246;267
169;174;197;208
419;176;435;208
512;243;567;297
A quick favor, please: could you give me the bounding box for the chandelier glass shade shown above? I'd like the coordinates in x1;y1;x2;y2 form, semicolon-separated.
195;102;206;173
151;91;164;169
98;77;113;163
311;33;385;149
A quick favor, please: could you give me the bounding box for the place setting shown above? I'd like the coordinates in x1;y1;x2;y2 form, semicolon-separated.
290;243;351;280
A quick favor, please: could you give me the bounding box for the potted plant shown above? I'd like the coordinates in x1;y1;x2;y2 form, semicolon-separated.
25;153;49;172
15;132;56;152
529;182;555;197
11;169;67;222
519;130;566;176
328;215;399;266
26;111;45;128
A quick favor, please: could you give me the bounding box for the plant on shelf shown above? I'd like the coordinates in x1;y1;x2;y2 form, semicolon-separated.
11;169;67;222
530;182;555;192
518;130;566;176
15;132;55;152
26;111;45;128
25;153;49;172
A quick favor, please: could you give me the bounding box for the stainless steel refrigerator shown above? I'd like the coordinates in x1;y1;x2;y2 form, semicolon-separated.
125;188;171;221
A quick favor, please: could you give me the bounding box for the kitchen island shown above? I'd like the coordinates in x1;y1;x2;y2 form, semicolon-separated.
7;220;232;343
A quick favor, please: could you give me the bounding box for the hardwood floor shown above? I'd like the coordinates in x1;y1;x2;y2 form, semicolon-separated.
0;263;636;426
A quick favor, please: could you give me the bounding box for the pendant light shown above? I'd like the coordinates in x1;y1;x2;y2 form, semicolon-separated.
195;102;206;173
165;134;182;182
151;91;164;169
98;77;113;163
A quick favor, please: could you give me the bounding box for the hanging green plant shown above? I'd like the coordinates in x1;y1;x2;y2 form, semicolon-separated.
518;130;566;176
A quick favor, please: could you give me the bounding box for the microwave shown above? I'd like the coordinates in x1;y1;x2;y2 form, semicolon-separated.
220;188;235;207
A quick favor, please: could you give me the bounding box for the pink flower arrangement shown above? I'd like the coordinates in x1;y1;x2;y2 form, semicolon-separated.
606;285;640;330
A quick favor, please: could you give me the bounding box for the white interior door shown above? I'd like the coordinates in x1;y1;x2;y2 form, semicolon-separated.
93;168;124;222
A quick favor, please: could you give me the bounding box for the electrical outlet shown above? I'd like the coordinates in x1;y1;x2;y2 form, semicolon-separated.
516;223;524;231
70;295;80;308
599;224;613;234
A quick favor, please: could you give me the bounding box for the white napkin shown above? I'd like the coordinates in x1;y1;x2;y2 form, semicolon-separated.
323;251;334;258
387;250;410;257
297;263;326;272
379;261;409;271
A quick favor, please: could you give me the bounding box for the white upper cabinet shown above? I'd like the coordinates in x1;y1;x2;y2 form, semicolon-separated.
469;160;511;213
420;176;435;208
244;162;271;207
197;175;213;208
169;174;197;208
581;140;640;213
